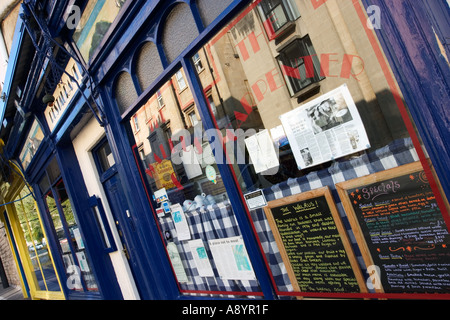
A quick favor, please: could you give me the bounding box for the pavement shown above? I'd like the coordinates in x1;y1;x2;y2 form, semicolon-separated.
0;285;29;300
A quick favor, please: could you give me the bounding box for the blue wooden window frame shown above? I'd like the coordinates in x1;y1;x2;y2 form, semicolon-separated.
360;0;450;212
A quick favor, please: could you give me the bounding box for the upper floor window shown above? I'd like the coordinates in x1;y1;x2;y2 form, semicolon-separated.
133;115;140;131
157;90;165;109
188;108;199;127
277;36;324;96
175;70;187;91
192;52;204;73
259;0;300;34
72;0;127;62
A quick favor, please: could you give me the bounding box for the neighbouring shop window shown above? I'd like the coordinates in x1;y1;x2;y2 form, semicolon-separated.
189;2;449;298
72;0;127;62
14;187;61;292
127;68;263;298
39;158;99;293
18;119;44;170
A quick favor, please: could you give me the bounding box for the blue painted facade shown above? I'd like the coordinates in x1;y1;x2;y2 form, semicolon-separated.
0;0;448;300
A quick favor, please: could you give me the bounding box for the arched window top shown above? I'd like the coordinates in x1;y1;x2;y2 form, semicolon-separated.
134;41;164;92
195;0;233;26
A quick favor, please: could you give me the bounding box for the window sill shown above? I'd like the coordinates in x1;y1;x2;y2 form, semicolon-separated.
292;82;322;103
273;21;297;45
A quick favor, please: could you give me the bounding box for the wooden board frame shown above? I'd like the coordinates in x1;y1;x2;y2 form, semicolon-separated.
263;186;367;296
335;161;443;294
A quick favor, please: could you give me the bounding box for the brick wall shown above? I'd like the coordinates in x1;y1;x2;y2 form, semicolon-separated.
0;221;21;287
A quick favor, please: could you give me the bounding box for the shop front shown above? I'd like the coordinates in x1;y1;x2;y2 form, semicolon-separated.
90;0;449;299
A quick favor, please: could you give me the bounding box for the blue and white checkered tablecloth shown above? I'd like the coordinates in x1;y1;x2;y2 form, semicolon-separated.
158;138;419;297
158;200;263;297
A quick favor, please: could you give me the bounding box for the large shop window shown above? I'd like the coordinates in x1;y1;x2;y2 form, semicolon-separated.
39;158;99;293
129;68;263;298
14;187;61;293
188;1;450;298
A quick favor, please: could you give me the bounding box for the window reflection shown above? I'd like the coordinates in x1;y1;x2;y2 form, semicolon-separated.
190;0;418;297
45;181;98;292
132;69;230;209
14;188;60;292
41;160;99;293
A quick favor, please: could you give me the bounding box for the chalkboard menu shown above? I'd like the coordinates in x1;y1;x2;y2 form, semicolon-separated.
264;187;366;294
337;162;450;294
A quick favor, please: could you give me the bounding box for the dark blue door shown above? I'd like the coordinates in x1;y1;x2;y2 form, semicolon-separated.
93;138;151;299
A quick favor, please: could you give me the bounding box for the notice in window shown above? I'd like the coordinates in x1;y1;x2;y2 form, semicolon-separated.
188;239;215;277
180;145;203;179
170;203;191;241
167;242;189;283
245;129;280;174
208;236;256;281
280;85;370;170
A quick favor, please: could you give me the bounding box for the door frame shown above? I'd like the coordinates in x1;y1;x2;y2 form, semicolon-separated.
91;136;153;299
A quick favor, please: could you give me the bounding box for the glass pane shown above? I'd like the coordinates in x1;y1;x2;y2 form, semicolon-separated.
15;188;60;292
55;181;99;292
136;42;164;91
45;192;78;289
45;180;99;292
268;4;288;31
72;0;126;61
261;0;282;12
38;174;50;195
47;157;61;184
279;37;322;94
95;140;115;173
19;219;45;291
129;68;262;298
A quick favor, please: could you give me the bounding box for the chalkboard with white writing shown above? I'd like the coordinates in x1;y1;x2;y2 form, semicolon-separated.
337;162;450;293
264;187;366;294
